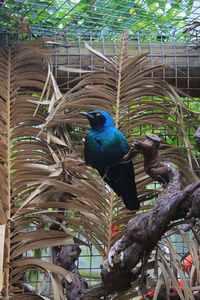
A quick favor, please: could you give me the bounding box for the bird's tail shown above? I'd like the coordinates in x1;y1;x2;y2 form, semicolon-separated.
118;162;140;210
103;161;140;211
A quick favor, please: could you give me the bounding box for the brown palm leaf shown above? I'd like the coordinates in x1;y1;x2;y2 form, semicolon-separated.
36;34;199;258
1;35;197;298
0;41;75;298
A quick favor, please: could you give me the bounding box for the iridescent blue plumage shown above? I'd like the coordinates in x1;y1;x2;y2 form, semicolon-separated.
81;110;140;210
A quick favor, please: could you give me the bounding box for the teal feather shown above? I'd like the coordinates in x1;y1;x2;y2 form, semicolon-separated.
81;110;139;210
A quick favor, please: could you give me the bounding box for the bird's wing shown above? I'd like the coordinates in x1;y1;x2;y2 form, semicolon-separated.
98;161;140;211
97;167;121;196
112;161;139;210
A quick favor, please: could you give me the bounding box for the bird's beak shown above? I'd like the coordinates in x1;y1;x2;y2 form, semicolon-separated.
80;112;94;120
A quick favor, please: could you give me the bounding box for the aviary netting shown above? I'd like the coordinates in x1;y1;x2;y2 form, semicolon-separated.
0;34;199;299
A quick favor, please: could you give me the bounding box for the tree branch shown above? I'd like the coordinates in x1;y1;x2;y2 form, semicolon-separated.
97;134;200;295
63;133;200;298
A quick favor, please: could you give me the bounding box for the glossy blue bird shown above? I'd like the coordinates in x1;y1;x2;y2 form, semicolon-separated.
80;110;139;210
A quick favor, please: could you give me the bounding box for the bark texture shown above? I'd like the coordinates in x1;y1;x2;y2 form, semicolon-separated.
60;132;200;298
57;245;86;300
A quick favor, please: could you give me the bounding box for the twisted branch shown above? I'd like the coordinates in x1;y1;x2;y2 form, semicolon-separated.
59;131;200;298
85;133;200;297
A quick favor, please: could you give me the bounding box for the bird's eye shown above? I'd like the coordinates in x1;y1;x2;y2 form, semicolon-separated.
95;113;101;117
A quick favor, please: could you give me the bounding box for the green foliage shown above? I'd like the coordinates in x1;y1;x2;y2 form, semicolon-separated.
0;0;195;41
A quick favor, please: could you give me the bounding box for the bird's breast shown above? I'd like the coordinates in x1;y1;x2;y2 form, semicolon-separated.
84;128;129;168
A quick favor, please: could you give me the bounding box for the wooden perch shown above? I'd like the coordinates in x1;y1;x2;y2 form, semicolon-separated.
58;133;200;298
125;133;176;186
84;133;200;298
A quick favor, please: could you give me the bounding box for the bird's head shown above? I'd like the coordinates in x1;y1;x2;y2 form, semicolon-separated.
80;110;114;130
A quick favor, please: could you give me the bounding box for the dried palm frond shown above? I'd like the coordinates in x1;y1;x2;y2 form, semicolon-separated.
154;229;200;300
0;41;75;298
1;35;198;299
34;33;199;258
114;228;200;300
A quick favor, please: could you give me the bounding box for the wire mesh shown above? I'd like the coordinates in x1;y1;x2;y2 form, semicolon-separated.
0;0;200;44
49;37;200;98
48;36;200;297
32;37;200;296
1;0;199;297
